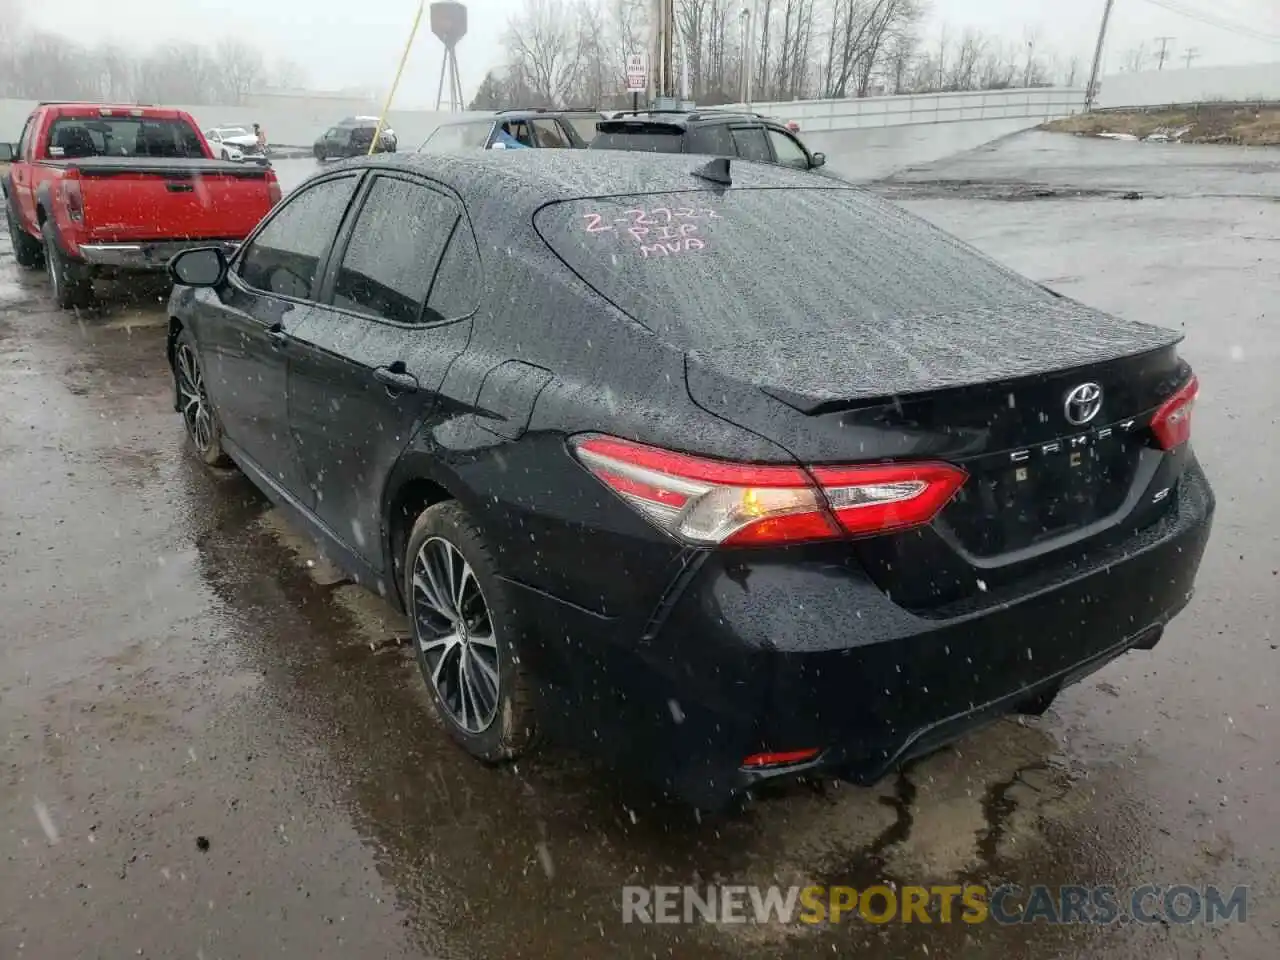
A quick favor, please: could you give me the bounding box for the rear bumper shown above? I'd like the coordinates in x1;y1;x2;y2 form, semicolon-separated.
77;239;241;271
519;458;1214;809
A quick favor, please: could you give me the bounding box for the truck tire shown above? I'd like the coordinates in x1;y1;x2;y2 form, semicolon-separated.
41;220;94;310
6;202;43;268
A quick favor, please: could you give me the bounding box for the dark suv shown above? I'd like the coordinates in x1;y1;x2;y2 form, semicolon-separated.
418;109;601;152
590;110;826;172
314;117;397;160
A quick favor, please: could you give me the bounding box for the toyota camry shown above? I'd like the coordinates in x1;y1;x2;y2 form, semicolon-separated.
164;150;1213;809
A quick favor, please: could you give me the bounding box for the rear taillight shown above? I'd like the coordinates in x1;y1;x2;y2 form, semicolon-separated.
1151;375;1198;450
60;176;84;223
570;435;967;548
267;178;282;206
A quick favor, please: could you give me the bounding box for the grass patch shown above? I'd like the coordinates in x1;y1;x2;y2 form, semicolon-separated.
1044;104;1280;145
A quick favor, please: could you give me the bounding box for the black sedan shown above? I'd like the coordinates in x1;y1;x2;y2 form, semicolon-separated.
164;151;1213;809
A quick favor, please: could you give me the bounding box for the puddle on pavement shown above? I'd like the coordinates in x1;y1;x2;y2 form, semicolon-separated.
237;485;1121;957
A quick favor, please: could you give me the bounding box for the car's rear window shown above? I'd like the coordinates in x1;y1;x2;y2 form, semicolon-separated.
589;124;684;154
47;116;204;159
421;121;493;152
534;189;1045;350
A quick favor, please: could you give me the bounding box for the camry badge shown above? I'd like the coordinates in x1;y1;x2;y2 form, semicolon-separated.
1064;382;1103;426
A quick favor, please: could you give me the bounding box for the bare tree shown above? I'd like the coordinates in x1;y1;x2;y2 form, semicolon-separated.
1064;55;1082;88
883;29;917;94
272;58;308;91
1122;43;1148;73
946;27;984;91
505;0;587;106
216;39;266;104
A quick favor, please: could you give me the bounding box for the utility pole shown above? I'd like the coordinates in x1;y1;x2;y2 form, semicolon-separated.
1183;47;1200;69
1154;36;1175;69
1085;0;1116;111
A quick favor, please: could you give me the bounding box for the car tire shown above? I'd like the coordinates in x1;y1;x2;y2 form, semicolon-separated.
6;201;43;268
405;501;538;763
41;220;94;310
173;328;231;467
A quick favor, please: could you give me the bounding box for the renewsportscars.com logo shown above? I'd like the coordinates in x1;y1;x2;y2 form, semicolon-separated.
621;884;1250;926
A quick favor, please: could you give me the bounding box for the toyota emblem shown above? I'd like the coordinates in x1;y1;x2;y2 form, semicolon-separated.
1064;382;1103;426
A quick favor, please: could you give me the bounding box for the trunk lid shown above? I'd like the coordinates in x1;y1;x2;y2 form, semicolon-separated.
687;340;1192;610
66;158;276;242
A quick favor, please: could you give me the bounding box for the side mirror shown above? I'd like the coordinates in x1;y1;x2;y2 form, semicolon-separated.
489;140;509;150
810;152;826;169
168;246;228;287
0;143;15;162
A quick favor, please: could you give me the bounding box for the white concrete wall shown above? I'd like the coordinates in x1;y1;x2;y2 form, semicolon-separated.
1097;62;1280;109
727;87;1086;131
0;87;1084;149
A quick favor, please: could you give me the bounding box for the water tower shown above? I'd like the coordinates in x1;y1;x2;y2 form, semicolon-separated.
431;2;467;112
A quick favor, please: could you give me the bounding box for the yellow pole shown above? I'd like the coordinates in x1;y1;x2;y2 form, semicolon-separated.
369;1;425;155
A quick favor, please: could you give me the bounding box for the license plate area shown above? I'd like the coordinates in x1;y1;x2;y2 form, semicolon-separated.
945;438;1140;556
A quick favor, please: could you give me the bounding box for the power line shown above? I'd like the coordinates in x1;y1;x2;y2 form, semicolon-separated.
1138;0;1280;45
1153;35;1175;69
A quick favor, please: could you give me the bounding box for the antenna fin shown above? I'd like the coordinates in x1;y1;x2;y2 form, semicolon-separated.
692;156;731;186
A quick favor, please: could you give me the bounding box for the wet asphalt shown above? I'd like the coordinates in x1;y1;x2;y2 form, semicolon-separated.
1;132;1277;959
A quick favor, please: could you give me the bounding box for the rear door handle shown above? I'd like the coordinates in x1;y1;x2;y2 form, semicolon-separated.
374;365;419;394
166;182;194;193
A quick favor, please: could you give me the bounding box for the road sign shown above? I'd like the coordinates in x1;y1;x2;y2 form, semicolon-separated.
625;52;648;93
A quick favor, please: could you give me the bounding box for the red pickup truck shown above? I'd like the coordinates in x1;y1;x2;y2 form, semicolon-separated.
2;102;282;309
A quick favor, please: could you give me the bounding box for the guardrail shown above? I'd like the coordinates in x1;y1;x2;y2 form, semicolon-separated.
722;87;1086;131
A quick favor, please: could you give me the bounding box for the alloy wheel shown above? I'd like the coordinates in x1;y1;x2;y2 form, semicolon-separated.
175;344;215;453
411;537;500;733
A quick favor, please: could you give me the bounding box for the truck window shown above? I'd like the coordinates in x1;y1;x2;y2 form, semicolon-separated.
46;117;204;159
17;116;33;160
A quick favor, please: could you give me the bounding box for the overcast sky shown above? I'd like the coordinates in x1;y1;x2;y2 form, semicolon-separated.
21;0;1280;107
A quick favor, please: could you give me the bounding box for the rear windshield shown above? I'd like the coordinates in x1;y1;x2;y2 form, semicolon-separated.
589;125;684;154
534;189;1044;350
421;121;493;151
47;116;204;159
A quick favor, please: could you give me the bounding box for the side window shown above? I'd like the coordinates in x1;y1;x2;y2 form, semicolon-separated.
238;175;358;299
730;126;772;163
506;121;535;147
332;176;460;325
767;128;810;169
17;117;33;160
685;124;735;157
426;225;481;320
532;119;568;148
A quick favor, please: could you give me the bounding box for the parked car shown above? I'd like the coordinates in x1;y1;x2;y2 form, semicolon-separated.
204;125;269;164
1;102;283;309
163;151;1213;810
314;117;397;160
417;109;601;152
589;109;827;172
